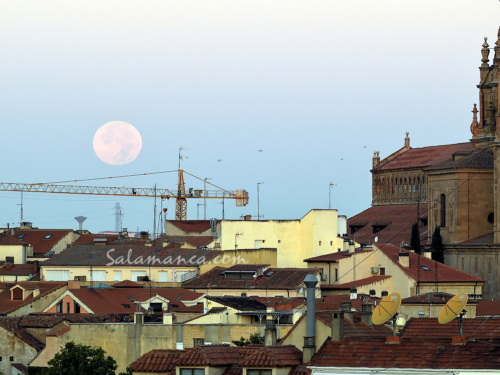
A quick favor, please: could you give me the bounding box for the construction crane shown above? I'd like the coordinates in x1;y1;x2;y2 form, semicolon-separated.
0;169;249;220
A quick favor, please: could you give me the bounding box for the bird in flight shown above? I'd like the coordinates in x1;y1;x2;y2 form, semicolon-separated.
217;159;222;162
258;150;263;152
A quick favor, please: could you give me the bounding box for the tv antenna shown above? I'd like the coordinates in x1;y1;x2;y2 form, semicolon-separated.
438;293;468;337
372;292;402;336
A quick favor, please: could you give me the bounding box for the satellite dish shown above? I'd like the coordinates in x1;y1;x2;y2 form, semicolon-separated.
372;293;401;325
438;293;468;336
374;236;378;243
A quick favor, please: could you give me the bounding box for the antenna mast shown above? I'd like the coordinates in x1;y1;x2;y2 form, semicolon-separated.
114;203;121;233
176;147;188;220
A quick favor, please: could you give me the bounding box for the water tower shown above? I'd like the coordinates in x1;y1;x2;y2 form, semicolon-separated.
74;216;87;231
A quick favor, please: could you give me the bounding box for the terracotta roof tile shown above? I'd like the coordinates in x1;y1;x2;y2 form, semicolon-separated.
240;346;302;367
0;233;27;246
401;317;500;339
0;264;38;276
74;234;119;244
0;282;66;314
205;296;267;311
304;250;372;263
477;300;500;316
320;276;391;290
21;313;162;326
128;349;187;372
347;205;428;246
377;244;483;282
46;326;71;337
252;297;306;310
175;345;244;367
11;363;28;372
112;280;143;288
401;292;455;304
309;337;500;369
425;147;494;171
183;267;320;290
373;142;476;171
153;236;215;248
457;232;494;245
12;229;73;256
222;365;243;375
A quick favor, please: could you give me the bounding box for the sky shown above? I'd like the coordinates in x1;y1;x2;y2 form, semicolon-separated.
0;1;499;234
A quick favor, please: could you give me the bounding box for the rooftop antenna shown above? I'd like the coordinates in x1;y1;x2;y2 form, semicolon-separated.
74;216;87;231
153;184;157;240
204;177;212;220
372;292;402;336
438;293;468;337
17;191;24;223
114;203;121;234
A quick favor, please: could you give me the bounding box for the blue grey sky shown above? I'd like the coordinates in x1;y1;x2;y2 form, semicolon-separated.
0;1;499;233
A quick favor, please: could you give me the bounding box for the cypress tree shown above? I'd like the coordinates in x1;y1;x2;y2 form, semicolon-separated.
410;222;420;254
431;226;444;263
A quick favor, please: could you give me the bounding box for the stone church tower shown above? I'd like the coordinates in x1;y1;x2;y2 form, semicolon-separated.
492;29;500;243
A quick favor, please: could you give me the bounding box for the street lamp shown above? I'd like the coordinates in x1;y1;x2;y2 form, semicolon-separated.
257;182;265;220
329;183;337;209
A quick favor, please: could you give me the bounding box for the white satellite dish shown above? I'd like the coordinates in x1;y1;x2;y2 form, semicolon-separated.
374;236;378;243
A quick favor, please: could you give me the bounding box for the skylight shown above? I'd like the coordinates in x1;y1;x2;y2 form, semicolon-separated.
421;266;431;271
17;234;26;239
43;234;53;239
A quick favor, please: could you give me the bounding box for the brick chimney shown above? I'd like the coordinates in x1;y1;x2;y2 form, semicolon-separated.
244;215;252;221
264;307;277;346
360;303;373;326
340;301;353;322
331;311;344;341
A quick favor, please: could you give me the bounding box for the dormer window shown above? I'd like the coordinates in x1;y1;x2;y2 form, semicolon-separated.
44;234;53;239
372;222;391;234
12;288;23;300
225;271;255;280
17;234;25;240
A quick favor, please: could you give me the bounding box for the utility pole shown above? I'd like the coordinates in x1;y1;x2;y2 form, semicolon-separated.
204;177;212;220
197;203;203;220
329;183;337;209
257;182;264;220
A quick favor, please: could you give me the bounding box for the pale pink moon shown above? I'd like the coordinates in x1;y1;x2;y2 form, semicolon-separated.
93;121;142;165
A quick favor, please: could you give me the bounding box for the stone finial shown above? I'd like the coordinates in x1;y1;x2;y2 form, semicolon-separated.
481;37;490;67
470;104;479;138
405;132;410;148
372;151;380;168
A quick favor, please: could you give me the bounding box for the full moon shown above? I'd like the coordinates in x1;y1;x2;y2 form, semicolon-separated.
93;121;142;165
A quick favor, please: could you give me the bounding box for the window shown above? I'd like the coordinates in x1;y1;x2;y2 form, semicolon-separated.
56;301;63;313
380;268;386;276
44;234;53;239
319;241;322;246
114;271;122;282
335;268;338;281
150;302;163;312
254;240;261;249
74;302;81;314
46;270;70;281
66;302;70;313
248;370;272;375
489;258;492;273
330;241;333;246
131;271;147;281
488;212;494;224
5;257;14;264
12;288;23;300
89;270;106;282
0;356;2;361
17;234;25;240
440;194;446;227
158;271;169;282
9;356;13;362
278;240;281;243
421;266;431;271
176;271;188;282
475;258;478;272
461;257;465;270
180;369;205;375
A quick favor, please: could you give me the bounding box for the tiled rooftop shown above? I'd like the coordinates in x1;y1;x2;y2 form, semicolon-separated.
347;204;428;246
377;244;483;283
401;317;500;339
402;292;456;304
457;232;494;245
0;282;66;314
309;337;500;370
153;235;215;248
206;296;267;311
74;234;119;244
167;220;217;234
425;146;494;171
320;275;391;290
42;244;222;267
0;317;44;351
128;349;186;373
372;142;476;172
477;300;500;317
240;346;303;368
175;345;245;367
10;229;73;256
304;249;372;263
0;233;27;246
183;267;320;290
0;263;38;276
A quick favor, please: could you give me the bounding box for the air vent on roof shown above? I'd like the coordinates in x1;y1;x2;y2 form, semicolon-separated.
17;234;26;240
421;266;431;271
265;271;275;277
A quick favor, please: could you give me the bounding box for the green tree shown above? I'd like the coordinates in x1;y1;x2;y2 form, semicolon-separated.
232;336;250;347
47;341;118;375
410;222;420;254
431;226;444;263
232;333;265;346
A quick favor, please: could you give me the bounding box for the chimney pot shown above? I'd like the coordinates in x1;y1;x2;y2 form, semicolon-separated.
331;311;345;341
399;252;410;268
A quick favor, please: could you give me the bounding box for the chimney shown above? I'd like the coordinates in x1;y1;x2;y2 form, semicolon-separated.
360;303;373;326
241;292;247;297
68;281;81;290
340;301;353;322
372;151;380;168
20;222;33;229
163;313;173;325
32;261;39;274
349;241;355;253
404;132;410;148
32;289;40;298
399;252;409;268
5;263;12;270
343;238;350;251
10;228;14;236
331;311;344;341
134;309;143;360
140;231;149;240
264;307;277;346
244;215;252;221
302;274;318;363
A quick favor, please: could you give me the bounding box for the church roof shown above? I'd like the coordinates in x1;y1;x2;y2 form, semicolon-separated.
425;146;493;171
372;142;476;172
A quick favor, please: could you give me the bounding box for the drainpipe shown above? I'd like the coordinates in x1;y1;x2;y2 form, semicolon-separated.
303;274;318;363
